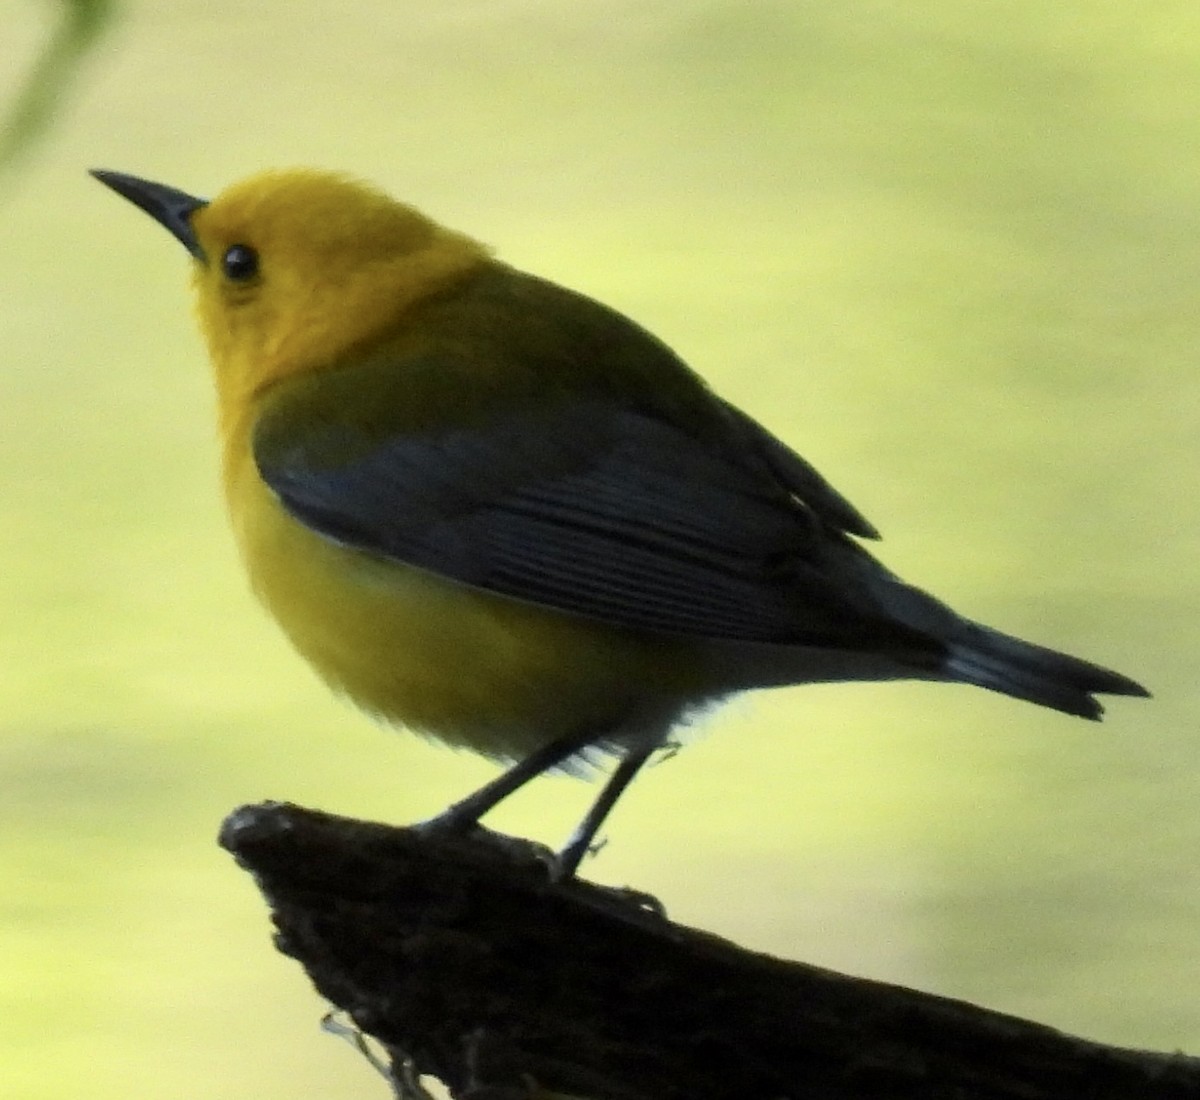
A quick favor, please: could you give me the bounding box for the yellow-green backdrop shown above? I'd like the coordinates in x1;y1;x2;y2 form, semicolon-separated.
3;3;1196;1098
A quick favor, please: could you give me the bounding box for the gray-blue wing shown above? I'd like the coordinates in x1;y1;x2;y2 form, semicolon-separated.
253;396;901;645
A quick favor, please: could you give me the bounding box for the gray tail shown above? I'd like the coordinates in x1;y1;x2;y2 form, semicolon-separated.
944;622;1149;720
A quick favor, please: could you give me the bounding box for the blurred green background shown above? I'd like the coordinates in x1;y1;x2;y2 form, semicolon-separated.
2;2;1196;1097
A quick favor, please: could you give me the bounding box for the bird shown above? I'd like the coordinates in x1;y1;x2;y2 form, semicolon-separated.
91;167;1149;876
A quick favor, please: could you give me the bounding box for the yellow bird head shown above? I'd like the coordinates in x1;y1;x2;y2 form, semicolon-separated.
91;168;489;408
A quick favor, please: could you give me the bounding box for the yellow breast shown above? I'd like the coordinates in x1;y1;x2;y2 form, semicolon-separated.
219;440;707;762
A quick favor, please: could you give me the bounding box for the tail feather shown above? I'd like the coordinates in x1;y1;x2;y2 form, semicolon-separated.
945;622;1150;721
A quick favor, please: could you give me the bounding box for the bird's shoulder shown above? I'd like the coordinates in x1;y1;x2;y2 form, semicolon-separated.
252;263;876;541
253;264;717;457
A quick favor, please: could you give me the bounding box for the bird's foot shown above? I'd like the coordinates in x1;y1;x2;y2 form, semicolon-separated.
412;811;560;877
411;804;482;838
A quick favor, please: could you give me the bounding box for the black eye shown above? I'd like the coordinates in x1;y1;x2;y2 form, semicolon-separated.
222;244;259;281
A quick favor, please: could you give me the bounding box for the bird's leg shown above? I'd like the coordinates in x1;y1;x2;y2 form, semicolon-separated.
556;742;658;878
416;729;596;834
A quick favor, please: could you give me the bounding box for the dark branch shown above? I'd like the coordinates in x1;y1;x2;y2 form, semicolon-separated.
220;801;1199;1100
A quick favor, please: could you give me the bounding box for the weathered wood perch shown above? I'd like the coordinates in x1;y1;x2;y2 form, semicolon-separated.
219;801;1198;1100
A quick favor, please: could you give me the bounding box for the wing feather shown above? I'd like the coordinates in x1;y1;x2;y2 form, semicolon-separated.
255;396;879;643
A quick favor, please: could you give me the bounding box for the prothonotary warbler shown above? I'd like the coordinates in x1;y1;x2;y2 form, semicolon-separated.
92;167;1149;875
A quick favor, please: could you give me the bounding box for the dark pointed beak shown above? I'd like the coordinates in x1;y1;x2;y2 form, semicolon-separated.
90;169;209;260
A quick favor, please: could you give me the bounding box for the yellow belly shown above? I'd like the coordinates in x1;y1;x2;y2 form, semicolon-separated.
225;457;707;762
